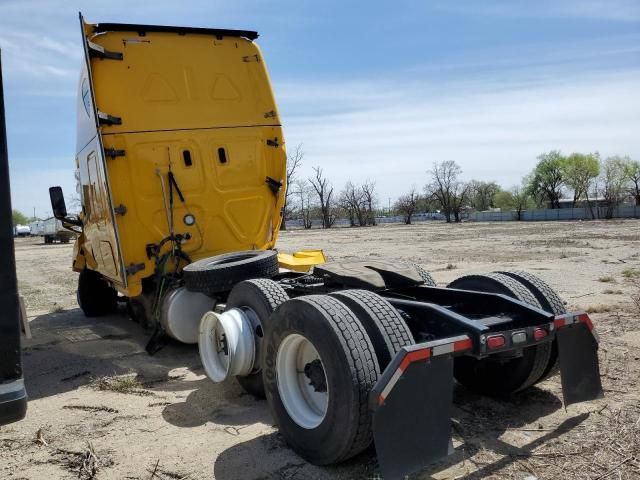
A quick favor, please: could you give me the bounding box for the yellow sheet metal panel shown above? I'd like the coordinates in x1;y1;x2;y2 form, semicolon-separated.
89;29;280;133
278;250;326;273
76;20;286;297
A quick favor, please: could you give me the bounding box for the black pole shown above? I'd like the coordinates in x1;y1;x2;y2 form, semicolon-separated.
0;49;27;425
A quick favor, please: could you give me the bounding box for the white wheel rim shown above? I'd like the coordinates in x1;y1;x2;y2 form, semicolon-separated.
276;333;328;429
198;309;255;383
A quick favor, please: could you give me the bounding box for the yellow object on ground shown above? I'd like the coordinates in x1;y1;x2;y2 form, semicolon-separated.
278;250;326;272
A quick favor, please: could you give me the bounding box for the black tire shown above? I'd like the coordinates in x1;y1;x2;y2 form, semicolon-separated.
413;263;437;286
448;273;551;395
263;295;379;465
183;250;279;295
77;269;118;317
330;289;414;369
498;270;566;382
226;279;289;398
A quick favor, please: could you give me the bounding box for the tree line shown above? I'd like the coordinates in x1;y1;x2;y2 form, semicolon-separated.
11;148;639;228
283;146;640;228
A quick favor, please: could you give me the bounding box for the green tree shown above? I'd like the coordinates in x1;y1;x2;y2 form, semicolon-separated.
527;151;565;208
493;185;531;220
623;158;640;206
561;152;600;218
12;209;28;226
468;180;501;211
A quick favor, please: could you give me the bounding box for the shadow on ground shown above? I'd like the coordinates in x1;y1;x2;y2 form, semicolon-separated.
23;307;201;400
213;383;581;480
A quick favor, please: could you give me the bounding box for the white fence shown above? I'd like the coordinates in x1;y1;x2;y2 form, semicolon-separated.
469;205;640;222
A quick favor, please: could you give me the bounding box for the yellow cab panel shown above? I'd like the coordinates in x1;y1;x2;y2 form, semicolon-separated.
76;16;286;297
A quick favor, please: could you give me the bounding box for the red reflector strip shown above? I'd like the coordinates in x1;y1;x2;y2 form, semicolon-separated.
399;348;431;372
533;328;548;340
577;313;594;331
554;313;595;332
486;335;505;349
378;348;431;406
453;338;472;352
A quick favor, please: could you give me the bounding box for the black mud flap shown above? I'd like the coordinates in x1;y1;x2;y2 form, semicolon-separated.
557;323;603;406
371;348;454;480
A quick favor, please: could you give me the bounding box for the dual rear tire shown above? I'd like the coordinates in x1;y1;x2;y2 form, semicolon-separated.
263;292;414;464
448;271;563;395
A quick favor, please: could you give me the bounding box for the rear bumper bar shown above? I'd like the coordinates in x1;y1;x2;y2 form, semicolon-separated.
0;378;27;426
370;312;602;480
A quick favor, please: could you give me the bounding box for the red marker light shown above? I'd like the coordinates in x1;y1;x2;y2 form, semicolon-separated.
533;328;548;341
486;335;506;349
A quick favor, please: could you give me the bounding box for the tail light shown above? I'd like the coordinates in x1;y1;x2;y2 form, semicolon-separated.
486;335;506;349
533;328;548;341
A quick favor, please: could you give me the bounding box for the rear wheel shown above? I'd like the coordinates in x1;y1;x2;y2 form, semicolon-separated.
77;269;118;317
226;279;289;398
448;273;551;395
498;270;566;382
263;295;379;464
330;289;414;369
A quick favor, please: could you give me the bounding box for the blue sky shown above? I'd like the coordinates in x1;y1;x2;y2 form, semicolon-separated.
1;0;639;217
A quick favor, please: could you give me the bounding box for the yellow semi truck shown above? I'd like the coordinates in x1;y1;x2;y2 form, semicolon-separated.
50;15;604;479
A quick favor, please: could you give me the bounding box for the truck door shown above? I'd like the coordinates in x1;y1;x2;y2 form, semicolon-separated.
77;13;127;288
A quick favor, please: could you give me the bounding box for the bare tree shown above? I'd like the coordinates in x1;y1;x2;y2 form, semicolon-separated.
599;156;628;218
426;160;469;223
294;179;314;229
361;180;377;225
394;186;419;224
338;181;365;226
309;166;335;229
281;144;304;231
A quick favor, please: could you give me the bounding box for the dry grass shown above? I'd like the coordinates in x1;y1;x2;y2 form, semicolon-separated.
51;442;112;480
603;289;624;295
598;276;616;283
622;268;640;279
446;263;458;270
515;404;640;479
586;304;613;314
90;375;152;396
631;279;640;314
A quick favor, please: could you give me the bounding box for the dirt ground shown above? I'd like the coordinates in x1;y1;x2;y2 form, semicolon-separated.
3;220;640;479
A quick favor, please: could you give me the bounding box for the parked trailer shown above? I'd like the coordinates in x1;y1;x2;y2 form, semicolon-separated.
34;217;74;244
49;16;604;479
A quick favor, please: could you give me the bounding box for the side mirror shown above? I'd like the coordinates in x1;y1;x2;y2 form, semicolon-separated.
49;186;67;219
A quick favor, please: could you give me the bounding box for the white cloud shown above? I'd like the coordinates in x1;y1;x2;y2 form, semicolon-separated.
279;69;640;203
436;0;640;22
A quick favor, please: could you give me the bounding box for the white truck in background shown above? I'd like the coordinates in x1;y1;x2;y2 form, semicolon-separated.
29;217;74;244
13;225;30;237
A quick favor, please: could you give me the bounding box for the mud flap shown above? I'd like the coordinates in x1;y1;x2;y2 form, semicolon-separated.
371;350;454;480
557;323;603;406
